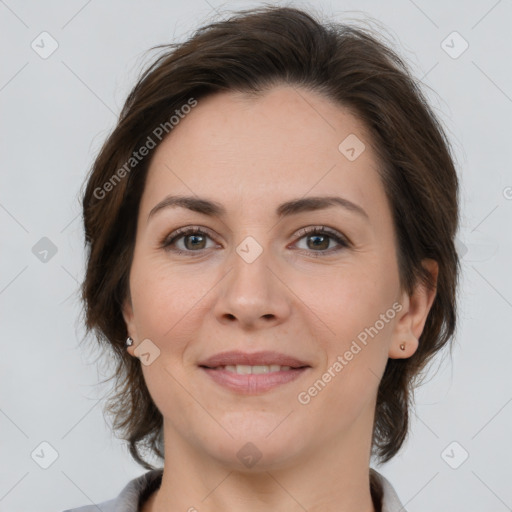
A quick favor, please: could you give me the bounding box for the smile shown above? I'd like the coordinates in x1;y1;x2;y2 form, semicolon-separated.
214;364;293;373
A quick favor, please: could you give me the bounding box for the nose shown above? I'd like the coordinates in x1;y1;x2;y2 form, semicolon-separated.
213;241;291;329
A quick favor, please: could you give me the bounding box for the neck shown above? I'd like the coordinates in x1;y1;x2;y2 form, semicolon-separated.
146;407;378;512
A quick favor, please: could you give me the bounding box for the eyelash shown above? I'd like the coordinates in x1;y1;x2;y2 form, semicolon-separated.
159;225;350;257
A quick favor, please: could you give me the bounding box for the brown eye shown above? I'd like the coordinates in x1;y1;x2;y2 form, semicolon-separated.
161;227;216;255
182;232;207;250
161;225;349;257
294;226;350;256
306;233;330;250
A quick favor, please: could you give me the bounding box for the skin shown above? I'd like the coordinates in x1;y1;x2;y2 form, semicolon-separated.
122;84;438;512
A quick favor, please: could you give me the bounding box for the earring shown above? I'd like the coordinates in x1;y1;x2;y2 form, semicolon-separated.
399;343;406;351
125;336;134;348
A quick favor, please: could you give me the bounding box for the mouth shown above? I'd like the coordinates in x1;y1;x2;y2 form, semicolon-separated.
201;364;305;374
198;350;310;369
198;350;311;394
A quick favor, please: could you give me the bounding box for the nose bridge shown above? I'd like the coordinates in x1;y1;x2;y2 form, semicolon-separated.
230;234;274;302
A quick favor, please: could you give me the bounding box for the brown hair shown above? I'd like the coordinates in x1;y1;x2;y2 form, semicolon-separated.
80;4;460;470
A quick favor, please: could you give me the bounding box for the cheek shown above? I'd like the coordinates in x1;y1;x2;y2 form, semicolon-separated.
299;301;394;421
140;359;197;438
302;264;393;338
305;265;397;398
130;254;204;337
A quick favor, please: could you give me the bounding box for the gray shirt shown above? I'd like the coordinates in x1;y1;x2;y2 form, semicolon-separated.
62;467;407;512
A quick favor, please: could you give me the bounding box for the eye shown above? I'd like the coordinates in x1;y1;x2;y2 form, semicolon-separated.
292;226;350;256
160;226;217;255
160;225;350;257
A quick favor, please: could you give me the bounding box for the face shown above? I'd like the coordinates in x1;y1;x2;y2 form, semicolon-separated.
123;85;437;469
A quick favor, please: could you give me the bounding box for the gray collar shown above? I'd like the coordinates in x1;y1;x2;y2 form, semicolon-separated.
63;467;407;512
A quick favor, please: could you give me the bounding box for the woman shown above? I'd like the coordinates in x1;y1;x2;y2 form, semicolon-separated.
65;5;460;512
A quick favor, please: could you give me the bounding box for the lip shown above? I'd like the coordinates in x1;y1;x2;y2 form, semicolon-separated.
200;367;310;394
198;351;311;395
198;350;310;369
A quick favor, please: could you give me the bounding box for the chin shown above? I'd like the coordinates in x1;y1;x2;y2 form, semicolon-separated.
210;440;300;472
197;424;304;471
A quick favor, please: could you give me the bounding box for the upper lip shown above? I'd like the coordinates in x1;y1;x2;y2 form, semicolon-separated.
198;350;310;369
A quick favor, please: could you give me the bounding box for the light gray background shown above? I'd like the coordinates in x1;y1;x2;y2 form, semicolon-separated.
1;1;511;511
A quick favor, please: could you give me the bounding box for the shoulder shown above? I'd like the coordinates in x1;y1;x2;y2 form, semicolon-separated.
61;469;163;512
370;467;408;512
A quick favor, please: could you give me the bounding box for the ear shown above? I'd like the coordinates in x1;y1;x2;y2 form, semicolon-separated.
122;292;138;357
389;258;439;359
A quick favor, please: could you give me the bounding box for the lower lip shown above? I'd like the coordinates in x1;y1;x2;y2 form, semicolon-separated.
200;367;309;394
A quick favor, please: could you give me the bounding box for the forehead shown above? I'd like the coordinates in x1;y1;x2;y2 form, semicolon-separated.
141;85;388;223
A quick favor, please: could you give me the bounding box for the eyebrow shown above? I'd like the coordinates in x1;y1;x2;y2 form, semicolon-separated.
147;194;369;223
